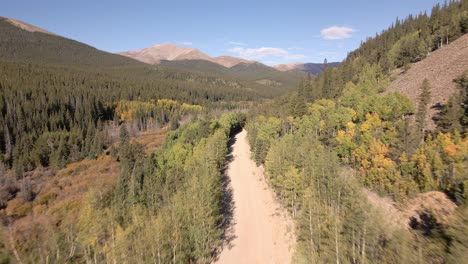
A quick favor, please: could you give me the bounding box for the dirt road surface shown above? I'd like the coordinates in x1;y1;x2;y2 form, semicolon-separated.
214;129;295;264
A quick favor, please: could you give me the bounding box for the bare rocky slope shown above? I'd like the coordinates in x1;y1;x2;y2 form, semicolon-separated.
386;33;468;130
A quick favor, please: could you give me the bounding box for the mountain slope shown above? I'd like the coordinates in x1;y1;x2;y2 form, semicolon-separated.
1;16;56;35
0;17;143;68
229;62;306;84
158;60;306;89
159;59;230;75
0;16;300;102
386;33;468;130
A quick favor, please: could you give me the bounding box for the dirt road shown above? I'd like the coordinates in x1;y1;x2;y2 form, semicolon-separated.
214;129;295;264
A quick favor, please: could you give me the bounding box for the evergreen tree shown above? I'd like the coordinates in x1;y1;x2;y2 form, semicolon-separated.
416;79;431;140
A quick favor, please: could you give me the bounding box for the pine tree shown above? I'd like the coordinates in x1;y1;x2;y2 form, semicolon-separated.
416;79;431;140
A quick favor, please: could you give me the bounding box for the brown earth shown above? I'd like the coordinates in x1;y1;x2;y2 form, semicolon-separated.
401;191;458;226
386;33;468;130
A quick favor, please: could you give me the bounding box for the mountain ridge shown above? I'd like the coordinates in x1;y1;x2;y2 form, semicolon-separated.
275;61;341;75
0;16;56;35
119;44;257;68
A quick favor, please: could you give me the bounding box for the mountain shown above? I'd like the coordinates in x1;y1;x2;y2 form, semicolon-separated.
0;16;301;102
158;59;306;89
229;62;305;84
213;56;254;67
117;42;305;87
118;43;215;64
274;63;303;72
275;62;341;75
119;44;256;68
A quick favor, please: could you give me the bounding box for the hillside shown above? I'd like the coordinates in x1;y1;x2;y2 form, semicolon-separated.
0;17;143;68
159;60;306;90
1;16;56;35
246;1;468;263
229;62;306;86
386;33;468;130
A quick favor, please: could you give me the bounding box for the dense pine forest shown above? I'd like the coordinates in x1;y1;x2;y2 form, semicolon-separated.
247;1;468;263
0;1;467;263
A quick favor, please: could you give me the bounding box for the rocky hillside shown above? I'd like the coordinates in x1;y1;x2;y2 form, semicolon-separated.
386;33;468;130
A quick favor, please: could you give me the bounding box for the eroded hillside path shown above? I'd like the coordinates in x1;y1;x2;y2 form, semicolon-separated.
214;129;295;264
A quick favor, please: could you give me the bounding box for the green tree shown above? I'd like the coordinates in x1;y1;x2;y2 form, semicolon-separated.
416;79;431;140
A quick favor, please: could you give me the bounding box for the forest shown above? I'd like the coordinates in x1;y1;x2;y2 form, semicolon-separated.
246;1;468;263
0;0;467;263
0;112;246;263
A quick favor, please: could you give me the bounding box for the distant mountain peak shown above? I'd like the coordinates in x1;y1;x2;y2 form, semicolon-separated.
118;43;213;64
274;63;304;72
274;62;341;75
119;44;256;68
0;17;56;35
213;56;255;68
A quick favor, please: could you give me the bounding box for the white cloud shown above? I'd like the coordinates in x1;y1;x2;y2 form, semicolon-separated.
320;26;355;40
228;47;305;61
228;41;247;46
179;41;193;45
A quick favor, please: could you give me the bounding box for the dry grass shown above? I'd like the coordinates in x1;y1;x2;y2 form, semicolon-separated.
364;188;457;230
1;156;120;256
133;128;168;153
402;191;457;226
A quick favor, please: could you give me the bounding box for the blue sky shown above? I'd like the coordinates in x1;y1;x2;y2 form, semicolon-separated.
2;0;445;65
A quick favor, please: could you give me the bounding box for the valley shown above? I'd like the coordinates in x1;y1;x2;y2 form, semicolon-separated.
0;1;467;263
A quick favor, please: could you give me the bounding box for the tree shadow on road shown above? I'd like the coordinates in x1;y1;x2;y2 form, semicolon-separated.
213;133;238;262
